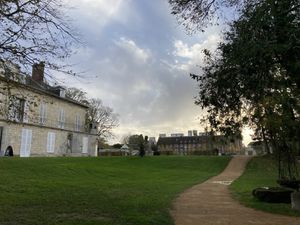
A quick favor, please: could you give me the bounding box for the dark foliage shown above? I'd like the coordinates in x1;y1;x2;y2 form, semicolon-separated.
170;0;300;180
169;0;244;32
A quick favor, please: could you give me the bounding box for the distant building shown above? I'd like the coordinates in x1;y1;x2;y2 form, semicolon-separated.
157;135;242;155
244;141;270;156
171;133;184;137
188;130;198;136
193;130;197;136
148;137;156;145
159;133;166;138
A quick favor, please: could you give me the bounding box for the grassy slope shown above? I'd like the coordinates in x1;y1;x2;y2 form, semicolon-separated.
230;156;300;217
0;156;230;225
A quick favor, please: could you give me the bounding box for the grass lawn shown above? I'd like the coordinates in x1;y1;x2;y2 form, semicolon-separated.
0;156;230;225
230;155;300;217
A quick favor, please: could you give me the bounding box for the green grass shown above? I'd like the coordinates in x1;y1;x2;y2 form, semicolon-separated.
0;156;230;225
230;156;300;217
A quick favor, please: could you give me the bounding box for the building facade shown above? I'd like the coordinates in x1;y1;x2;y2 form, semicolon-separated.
0;62;98;157
157;134;242;155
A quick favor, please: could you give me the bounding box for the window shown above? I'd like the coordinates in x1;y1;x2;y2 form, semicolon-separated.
39;102;47;124
58;108;65;129
47;132;56;153
8;96;25;122
75;113;81;131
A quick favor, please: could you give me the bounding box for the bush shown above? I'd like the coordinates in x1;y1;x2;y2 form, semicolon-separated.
153;151;160;156
160;151;174;155
252;187;294;203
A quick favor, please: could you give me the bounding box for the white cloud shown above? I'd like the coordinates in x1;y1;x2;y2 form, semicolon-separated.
115;37;151;63
58;2;239;145
173;34;221;59
172;34;221;72
76;0;125;20
174;40;201;58
66;0;133;35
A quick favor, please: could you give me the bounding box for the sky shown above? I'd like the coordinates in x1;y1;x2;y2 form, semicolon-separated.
57;0;253;145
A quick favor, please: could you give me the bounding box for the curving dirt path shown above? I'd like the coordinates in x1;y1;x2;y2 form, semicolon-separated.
171;156;300;225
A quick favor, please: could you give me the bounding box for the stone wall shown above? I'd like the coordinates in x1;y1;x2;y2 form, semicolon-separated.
0;122;97;157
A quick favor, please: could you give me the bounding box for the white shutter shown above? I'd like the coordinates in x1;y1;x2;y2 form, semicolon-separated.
47;132;55;153
39;103;44;123
20;129;27;157
51;133;55;153
60;108;65;129
74;115;77;131
78;116;80;131
20;129;32;157
82;137;88;154
57;109;60;128
47;132;51;152
75;114;81;131
58;108;63;128
44;104;47;123
26;130;32;156
23;101;30;123
62;109;65;125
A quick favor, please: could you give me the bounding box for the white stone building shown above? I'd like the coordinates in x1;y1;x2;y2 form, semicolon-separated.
0;62;98;157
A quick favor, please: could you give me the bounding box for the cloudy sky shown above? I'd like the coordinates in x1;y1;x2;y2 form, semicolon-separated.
57;0;252;144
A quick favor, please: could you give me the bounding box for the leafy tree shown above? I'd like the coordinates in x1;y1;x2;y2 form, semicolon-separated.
112;143;123;149
151;143;159;155
181;0;300;181
98;137;110;149
127;134;147;157
128;134;143;150
0;0;77;73
140;136;148;157
121;134;130;145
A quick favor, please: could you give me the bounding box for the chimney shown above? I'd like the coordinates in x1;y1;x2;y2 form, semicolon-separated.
193;130;198;136
32;62;45;83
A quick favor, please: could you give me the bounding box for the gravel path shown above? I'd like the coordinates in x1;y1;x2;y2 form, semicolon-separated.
171;156;300;225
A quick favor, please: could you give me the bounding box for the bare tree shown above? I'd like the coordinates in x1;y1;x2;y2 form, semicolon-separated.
0;0;77;73
87;98;119;139
169;0;243;32
65;88;119;139
121;134;130;145
65;87;88;104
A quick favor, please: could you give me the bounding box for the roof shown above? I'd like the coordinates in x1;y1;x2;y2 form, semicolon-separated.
0;74;89;108
121;144;129;149
25;76;89;108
